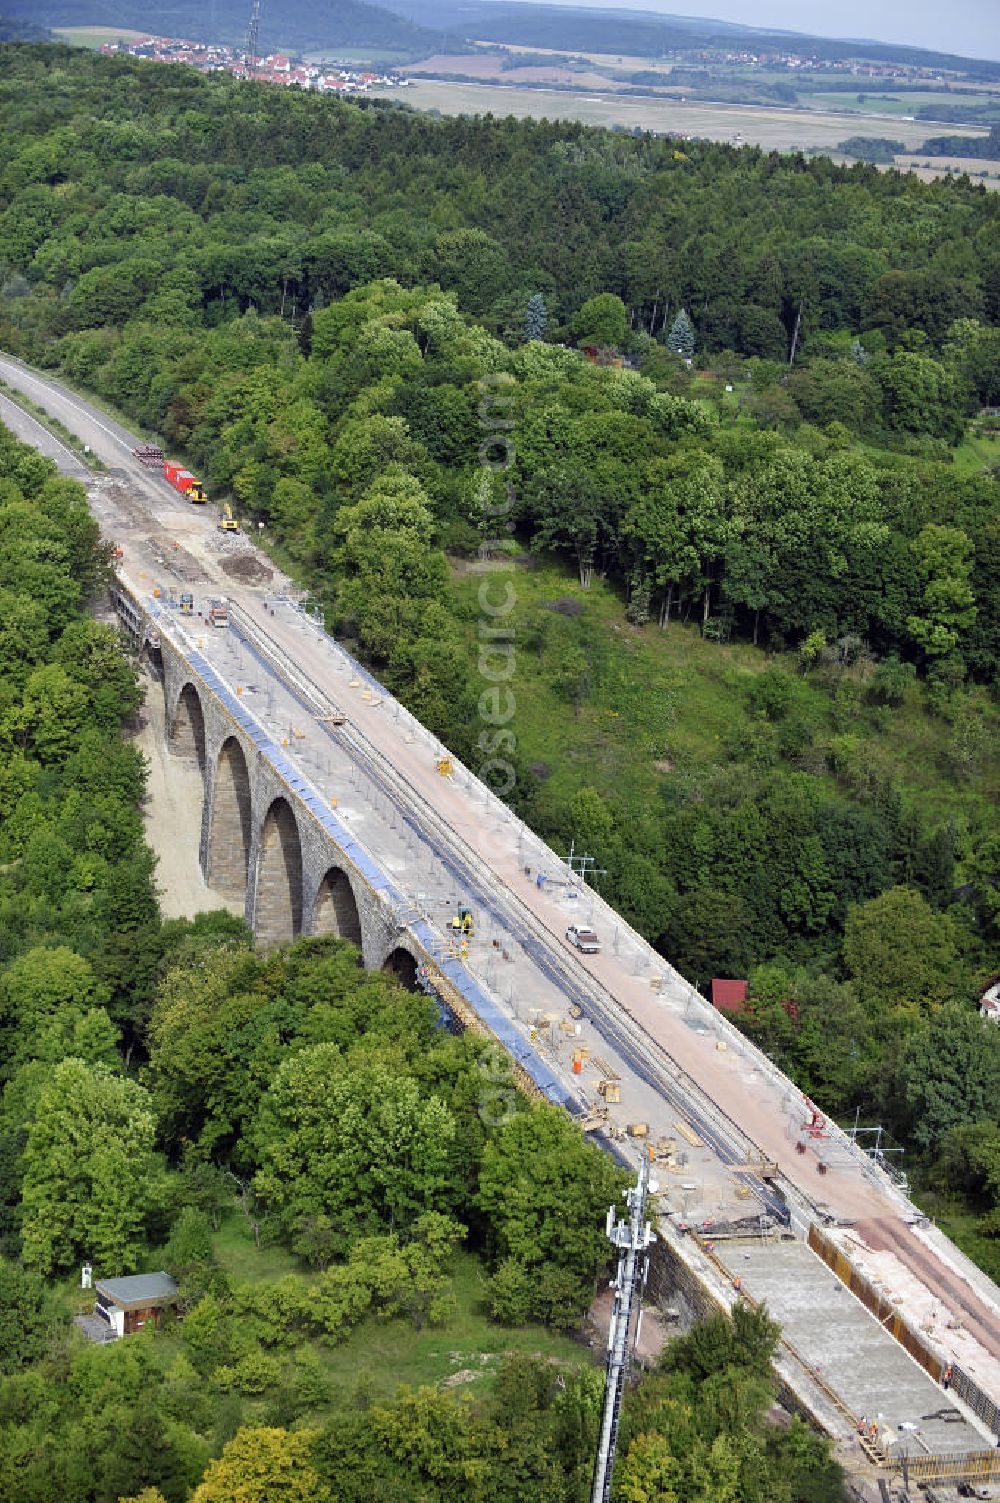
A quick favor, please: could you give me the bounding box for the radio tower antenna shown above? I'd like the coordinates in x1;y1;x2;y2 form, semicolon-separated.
245;0;262;74
590;1153;656;1503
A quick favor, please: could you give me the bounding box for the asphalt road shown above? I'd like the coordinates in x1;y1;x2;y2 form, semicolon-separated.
0;388;90;478
0;356;157;469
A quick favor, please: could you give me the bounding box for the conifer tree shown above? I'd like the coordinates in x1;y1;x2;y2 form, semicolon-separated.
666;307;695;361
524;292;548;342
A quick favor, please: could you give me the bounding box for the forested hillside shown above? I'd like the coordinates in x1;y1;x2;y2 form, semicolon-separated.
4;0;446;56
9;39;1000;1501
0;16;52;40
391;0;1000;76
0;43;999;1262
0;429;844;1502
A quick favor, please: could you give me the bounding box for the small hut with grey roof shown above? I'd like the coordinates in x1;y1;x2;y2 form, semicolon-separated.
93;1272;178;1337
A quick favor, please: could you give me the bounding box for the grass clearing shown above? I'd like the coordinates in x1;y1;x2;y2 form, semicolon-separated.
54;26;151;47
211;1212;312;1285
313;1252;591;1399
953;426;1000;475
142;1212;593;1405
449;554;1000;829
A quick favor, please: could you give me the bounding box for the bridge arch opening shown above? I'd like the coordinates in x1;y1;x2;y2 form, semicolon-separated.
382;947;419;992
170;682;206;774
209;736;252;899
255;797;303;948
313;867;362;947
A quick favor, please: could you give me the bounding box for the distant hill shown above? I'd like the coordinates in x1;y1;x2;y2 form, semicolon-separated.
1;0;449;57
0;12;54;38
9;0;999;75
388;0;1000;77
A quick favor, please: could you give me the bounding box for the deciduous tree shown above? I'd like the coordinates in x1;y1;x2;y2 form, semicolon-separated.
19;1058;157;1275
192;1427;328;1503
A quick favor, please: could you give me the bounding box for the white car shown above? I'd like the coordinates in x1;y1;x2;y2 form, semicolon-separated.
566;924;600;954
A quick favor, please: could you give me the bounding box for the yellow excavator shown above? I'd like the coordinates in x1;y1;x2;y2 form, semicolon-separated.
450;905;474;938
218;501;240;533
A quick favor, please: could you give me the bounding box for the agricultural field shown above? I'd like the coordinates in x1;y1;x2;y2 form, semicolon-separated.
302;47;416;65
409;51;620;89
403;78;981;154
803;88;1000;121
895;150;1000;183
53;25;150;47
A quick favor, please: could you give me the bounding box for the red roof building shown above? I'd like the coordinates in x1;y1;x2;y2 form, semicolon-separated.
711;978;748;1015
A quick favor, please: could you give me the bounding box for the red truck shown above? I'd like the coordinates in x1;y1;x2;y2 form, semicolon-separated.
163;460;206;502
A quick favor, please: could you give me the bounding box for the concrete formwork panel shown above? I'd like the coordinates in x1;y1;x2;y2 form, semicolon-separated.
715;1238;989;1456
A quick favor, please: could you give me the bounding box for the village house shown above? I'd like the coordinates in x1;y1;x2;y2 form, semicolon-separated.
979;978;1000;1023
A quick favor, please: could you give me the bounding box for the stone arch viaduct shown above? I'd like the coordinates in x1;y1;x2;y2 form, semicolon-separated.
156;609;422;984
113;578;567;1110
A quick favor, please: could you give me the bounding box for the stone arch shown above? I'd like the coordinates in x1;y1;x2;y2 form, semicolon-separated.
208;736;252;899
170;682;206;773
312;867;363;946
255;797;304;948
382;946;419;991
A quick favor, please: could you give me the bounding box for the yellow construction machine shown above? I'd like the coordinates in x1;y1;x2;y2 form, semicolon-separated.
450;904;474;938
218;501;240;532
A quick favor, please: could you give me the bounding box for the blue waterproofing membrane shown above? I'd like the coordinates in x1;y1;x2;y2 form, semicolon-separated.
410;918;571;1110
151;598;572;1108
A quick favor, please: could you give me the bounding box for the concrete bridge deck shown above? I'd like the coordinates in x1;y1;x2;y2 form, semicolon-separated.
3;352;1000;1473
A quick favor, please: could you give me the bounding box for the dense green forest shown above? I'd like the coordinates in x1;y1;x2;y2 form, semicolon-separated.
0;36;996;1498
1;45;999;1244
922;123;1000;159
0;16;53;41
0;415;846;1499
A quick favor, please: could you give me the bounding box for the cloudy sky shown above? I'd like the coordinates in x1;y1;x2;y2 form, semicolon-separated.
545;0;998;61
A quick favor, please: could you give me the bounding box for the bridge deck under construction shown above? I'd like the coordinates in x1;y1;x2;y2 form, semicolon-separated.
3;350;1000;1482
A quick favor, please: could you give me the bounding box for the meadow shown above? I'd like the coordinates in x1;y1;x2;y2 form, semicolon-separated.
402;77;984;156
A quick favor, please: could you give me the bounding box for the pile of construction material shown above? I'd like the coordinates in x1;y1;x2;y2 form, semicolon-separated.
132;443;164;468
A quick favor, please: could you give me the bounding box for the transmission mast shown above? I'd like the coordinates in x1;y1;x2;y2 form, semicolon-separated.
244;0;262;74
590;1154;656;1503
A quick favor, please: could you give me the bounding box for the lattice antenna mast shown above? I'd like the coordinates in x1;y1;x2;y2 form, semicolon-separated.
245;0;262;72
590;1154;656;1503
